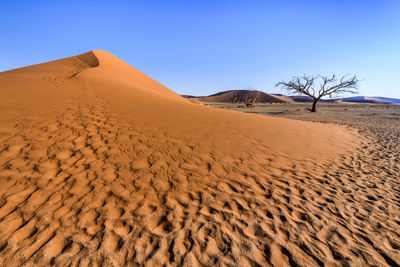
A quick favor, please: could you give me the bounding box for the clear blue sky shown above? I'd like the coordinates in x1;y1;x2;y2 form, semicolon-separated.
1;0;400;98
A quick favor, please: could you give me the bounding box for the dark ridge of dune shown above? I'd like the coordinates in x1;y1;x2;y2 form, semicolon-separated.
0;50;365;266
180;94;199;98
288;95;314;103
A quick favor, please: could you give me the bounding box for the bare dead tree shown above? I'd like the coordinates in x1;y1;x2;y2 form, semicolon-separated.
275;74;359;112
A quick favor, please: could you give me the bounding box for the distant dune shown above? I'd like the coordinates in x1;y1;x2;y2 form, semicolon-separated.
183;90;288;104
0;51;360;266
338;96;400;104
185;91;400;105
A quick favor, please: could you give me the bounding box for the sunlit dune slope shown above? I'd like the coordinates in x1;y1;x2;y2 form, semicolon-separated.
0;50;361;266
79;50;357;161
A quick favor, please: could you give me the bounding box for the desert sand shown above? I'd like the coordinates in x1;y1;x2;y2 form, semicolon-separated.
1;51;395;266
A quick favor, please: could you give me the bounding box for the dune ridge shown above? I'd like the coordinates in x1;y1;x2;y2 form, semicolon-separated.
0;51;367;266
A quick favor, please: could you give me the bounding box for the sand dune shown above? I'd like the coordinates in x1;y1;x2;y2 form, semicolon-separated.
0;51;364;266
182;90;288;104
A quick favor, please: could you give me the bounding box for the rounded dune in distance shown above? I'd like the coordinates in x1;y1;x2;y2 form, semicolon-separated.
0;50;361;266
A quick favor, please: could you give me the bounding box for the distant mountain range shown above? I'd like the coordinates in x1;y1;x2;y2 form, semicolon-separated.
182;90;400;104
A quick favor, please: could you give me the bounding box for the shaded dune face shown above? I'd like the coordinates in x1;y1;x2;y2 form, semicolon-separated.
76;52;100;68
196;90;288;104
0;51;371;266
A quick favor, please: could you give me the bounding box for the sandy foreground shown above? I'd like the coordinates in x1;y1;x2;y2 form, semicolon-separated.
0;51;395;266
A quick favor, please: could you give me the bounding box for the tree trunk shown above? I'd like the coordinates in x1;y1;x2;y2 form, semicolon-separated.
311;98;318;112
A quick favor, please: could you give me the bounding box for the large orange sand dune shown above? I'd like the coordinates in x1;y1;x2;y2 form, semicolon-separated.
0;51;361;266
